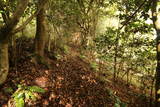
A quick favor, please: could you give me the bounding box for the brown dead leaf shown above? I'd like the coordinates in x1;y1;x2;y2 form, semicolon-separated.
34;77;49;88
65;103;72;107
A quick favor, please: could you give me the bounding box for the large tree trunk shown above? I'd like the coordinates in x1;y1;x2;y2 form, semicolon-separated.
151;0;160;106
34;0;47;57
155;31;160;106
155;35;160;106
0;39;9;84
0;0;29;85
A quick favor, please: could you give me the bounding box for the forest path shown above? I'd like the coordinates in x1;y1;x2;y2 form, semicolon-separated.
0;46;112;106
0;42;153;107
52;46;153;107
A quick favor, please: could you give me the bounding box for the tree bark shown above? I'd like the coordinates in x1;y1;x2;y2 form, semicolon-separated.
151;0;160;106
12;0;49;35
155;32;160;106
35;0;47;57
0;0;29;85
0;40;9;84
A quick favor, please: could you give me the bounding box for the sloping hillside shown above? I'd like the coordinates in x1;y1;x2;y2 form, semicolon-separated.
0;38;152;107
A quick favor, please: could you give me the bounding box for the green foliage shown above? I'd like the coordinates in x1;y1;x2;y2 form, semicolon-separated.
114;97;127;107
15;98;24;107
93;0;156;90
12;85;45;107
48;0;106;48
0;10;5;13
27;86;46;93
114;103;120;107
54;53;62;60
4;87;14;93
79;54;86;59
60;45;69;54
94;27;117;61
90;62;98;71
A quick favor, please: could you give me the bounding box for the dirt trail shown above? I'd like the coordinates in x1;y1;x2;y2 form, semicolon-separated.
0;39;153;107
0;50;113;107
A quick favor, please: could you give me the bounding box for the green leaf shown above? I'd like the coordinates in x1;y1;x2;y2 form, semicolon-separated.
0;10;5;13
28;86;45;93
14;92;24;99
27;91;36;101
24;91;30;100
120;102;127;107
18;85;23;89
114;103;120;107
116;97;121;104
90;62;98;70
15;98;24;107
12;92;19;98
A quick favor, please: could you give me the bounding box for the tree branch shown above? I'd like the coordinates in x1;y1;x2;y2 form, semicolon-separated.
0;1;10;24
8;0;29;27
0;0;29;41
119;0;147;30
12;0;49;34
151;0;158;30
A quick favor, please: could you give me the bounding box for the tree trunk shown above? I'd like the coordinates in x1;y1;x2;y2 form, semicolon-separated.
47;33;51;52
151;0;160;106
34;0;47;57
0;0;29;85
155;32;160;106
0;39;9;84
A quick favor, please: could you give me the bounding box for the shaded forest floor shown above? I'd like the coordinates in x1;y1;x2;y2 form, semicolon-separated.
0;37;153;107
